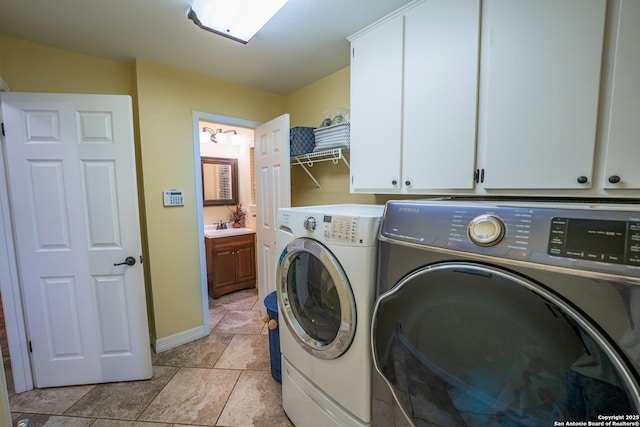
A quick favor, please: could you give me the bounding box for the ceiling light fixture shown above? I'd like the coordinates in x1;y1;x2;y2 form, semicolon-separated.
188;0;288;44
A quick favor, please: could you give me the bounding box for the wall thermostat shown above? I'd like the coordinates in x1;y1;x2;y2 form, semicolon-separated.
163;190;184;207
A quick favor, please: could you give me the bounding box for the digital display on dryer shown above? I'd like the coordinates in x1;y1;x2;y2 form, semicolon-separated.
548;218;628;264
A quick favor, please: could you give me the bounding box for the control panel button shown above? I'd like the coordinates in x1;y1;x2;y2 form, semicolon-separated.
325;216;358;242
468;214;506;247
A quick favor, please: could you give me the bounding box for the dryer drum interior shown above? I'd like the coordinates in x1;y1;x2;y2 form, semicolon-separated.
372;263;640;426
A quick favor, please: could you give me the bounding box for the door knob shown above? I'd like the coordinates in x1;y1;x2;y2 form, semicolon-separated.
114;256;136;266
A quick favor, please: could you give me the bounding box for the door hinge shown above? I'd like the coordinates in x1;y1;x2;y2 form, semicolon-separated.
1;122;4;137
140;255;144;264
28;341;32;353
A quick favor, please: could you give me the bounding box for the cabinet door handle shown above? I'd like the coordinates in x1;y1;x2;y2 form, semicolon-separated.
405;180;411;187
577;176;588;184
608;175;621;184
391;179;398;186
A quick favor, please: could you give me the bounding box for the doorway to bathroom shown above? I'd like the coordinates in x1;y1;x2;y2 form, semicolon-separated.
191;111;290;329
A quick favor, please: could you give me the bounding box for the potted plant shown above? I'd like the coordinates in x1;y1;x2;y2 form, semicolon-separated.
229;203;247;228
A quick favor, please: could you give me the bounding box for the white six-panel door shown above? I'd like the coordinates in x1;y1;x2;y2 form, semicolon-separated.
254;114;290;311
1;92;151;387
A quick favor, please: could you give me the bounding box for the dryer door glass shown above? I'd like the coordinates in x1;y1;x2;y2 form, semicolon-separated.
372;262;639;426
278;238;356;359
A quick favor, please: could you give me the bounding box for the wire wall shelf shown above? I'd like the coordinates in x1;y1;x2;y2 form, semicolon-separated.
291;147;350;188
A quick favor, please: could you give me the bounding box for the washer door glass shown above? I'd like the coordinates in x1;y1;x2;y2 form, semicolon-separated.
278;238;356;359
372;262;640;426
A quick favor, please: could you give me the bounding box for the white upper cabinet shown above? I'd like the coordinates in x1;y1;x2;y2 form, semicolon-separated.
349;0;480;193
601;0;640;190
349;14;403;193
349;0;637;197
478;0;606;190
403;0;480;191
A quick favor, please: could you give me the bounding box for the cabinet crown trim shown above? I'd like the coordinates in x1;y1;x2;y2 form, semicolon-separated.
347;0;424;41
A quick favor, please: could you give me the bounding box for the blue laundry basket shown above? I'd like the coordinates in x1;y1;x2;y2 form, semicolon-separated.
264;291;281;383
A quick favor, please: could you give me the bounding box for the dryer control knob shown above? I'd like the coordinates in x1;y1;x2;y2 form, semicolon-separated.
468;214;505;247
304;216;317;231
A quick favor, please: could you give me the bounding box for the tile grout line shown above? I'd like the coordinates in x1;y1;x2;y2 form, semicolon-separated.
9;289;278;426
134;362;182;423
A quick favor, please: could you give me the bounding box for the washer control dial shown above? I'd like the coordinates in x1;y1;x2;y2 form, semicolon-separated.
304;216;317;231
468;214;505;247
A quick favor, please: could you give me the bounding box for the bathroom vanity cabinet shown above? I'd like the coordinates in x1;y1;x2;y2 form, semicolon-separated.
205;232;256;299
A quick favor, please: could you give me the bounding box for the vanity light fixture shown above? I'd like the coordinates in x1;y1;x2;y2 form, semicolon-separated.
215;129;237;145
200;127;239;144
200;127;221;143
188;0;288;44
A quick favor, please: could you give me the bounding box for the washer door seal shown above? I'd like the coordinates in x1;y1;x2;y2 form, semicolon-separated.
278;237;356;359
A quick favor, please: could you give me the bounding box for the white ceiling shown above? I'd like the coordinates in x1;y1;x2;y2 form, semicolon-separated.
0;0;413;95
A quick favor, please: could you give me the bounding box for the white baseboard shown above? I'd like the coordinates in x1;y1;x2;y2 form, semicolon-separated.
151;324;208;353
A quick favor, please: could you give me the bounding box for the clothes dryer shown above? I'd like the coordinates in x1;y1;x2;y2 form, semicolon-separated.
372;199;640;426
277;204;384;427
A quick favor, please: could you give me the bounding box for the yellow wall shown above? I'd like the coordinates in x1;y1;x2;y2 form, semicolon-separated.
286;67;397;206
134;59;285;338
0;35;134;95
0;35;287;342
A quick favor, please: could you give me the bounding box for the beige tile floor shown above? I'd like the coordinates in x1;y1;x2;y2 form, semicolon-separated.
8;289;293;427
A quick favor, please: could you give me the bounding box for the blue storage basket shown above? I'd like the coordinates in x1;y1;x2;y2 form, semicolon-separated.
290;127;316;156
264;291;281;383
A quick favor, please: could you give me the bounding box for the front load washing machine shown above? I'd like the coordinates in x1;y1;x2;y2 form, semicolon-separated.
276;204;384;427
372;199;640;426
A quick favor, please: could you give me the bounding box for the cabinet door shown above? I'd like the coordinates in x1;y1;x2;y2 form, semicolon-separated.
602;0;640;190
479;0;606;189
213;244;236;288
350;15;404;193
235;242;256;284
403;0;480;191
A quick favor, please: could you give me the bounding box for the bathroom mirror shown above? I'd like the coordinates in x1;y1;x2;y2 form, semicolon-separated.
201;157;238;206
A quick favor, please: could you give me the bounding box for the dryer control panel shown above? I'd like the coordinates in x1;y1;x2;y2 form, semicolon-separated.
381;200;640;277
547;217;640;266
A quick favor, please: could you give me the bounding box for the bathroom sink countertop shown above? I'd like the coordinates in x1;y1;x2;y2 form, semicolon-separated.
204;226;255;239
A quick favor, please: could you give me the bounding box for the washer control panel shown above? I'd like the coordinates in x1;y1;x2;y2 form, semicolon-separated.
278;205;383;248
381;200;640;276
322;215;359;242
